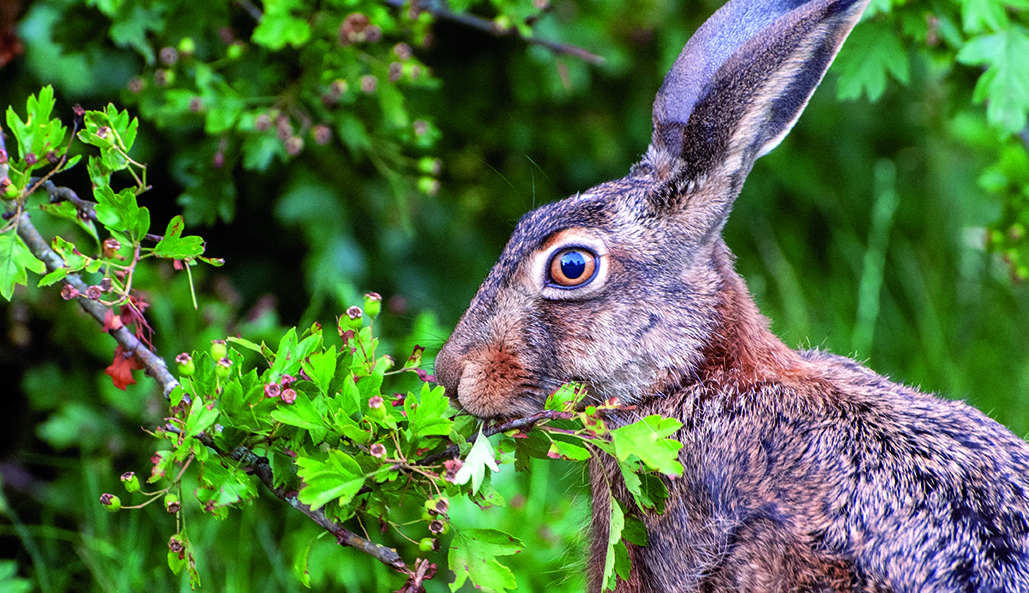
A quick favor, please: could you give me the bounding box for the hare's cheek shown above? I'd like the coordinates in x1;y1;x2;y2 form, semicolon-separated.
455;346;531;418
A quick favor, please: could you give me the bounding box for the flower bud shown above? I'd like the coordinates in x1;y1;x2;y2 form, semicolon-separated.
280;388;297;404
159;46;179;66
264;381;281;398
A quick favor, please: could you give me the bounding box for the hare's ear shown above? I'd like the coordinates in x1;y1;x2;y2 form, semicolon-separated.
646;0;868;217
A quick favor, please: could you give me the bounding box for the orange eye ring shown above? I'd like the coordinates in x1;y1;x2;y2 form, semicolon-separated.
548;247;598;288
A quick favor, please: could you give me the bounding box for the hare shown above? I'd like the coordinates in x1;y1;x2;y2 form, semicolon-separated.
434;0;1029;589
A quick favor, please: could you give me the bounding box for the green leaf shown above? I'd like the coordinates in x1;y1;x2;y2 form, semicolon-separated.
406;383;452;443
834;19;910;102
546;439;591;461
301;346;337;395
544;382;587;411
959;0;1017;34
227;336;265;357
622;514;648;546
186;396;220;437
296;450;365;510
39;200;99;242
610;415;684;476
0;230;46;301
94;186;141;236
251;0;312;50
195;460;257;515
602;496;625;591
6;86;66;173
957;27;1029;134
449;529;523;593
454;433;499;494
153;215;205;259
37;266;68;287
270;393;327;430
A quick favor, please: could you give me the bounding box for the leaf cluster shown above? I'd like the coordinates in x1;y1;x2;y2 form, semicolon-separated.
127;309;685;592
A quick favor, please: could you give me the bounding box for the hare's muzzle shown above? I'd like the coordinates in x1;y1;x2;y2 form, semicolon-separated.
435;339;540;420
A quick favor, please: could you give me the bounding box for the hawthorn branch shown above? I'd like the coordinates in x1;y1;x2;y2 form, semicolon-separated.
10;170;410;574
192;432;409;574
392;0;604;65
14;211;179;397
35;179;98;222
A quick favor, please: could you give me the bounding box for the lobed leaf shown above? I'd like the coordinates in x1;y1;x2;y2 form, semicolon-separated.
449;529;523;593
296;450;366;510
610;415;684;476
0;230;46;301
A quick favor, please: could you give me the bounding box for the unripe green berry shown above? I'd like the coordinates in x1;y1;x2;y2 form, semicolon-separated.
367;395;387;420
363;292;382;319
210;339;228;360
100;493;122;512
227;42;245;60
165;493;181;513
120;471;140;493
2;181;18;199
417;157;442;175
215;357;232;379
175;353;195;377
417;176;440;196
418;537;436;552
343;306;364;330
178;37;196;55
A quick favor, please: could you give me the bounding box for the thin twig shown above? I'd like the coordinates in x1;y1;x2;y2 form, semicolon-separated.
37;179;98;223
192;433;410;574
417;409;574;466
383;0;604;65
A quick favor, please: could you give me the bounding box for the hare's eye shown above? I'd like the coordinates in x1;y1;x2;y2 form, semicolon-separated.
548;248;598;288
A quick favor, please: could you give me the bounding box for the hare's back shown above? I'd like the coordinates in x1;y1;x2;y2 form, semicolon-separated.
799;349;1029;589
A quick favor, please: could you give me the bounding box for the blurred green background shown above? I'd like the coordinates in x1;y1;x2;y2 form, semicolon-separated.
2;0;1028;590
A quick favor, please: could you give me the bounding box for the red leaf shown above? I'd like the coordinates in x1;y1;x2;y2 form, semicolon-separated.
105;345;144;390
102;308;123;332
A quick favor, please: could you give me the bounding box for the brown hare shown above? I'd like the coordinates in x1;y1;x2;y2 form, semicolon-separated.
434;0;1029;589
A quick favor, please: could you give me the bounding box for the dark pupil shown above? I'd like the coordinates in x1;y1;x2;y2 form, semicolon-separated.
560;251;587;280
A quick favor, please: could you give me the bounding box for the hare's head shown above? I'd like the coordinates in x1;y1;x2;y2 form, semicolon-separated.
435;0;870;419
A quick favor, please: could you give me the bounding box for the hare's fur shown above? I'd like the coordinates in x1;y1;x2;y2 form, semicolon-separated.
434;0;1029;589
